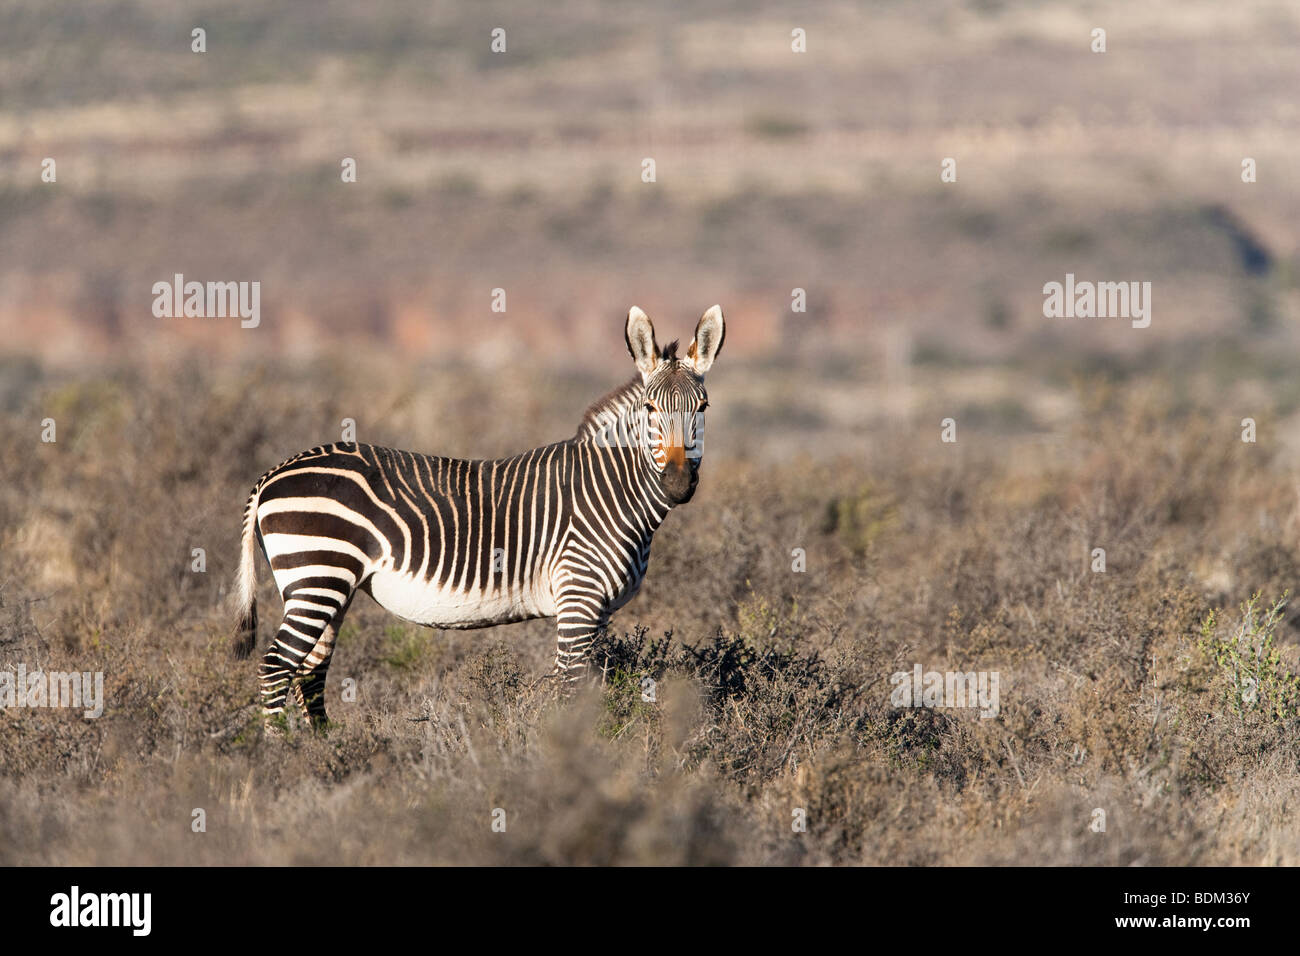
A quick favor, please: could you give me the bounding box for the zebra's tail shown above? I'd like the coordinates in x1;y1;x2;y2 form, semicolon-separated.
232;483;261;659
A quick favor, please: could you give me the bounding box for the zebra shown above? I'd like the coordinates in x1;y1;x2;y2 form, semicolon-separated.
233;305;725;726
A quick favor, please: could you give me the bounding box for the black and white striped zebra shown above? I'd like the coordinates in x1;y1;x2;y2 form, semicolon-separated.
233;305;725;725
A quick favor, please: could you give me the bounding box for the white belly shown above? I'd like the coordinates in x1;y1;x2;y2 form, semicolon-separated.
366;569;552;629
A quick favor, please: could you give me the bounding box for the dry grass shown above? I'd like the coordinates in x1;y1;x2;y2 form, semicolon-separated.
2;357;1298;865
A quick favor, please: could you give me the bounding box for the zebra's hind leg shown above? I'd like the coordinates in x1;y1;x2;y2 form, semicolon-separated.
259;591;350;730
292;599;351;730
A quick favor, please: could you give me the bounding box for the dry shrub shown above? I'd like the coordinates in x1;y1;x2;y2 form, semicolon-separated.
3;364;1300;863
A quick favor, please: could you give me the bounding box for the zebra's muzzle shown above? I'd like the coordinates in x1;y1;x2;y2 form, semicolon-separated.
661;455;698;504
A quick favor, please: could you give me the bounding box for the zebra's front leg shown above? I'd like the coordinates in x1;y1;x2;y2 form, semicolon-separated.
553;606;609;694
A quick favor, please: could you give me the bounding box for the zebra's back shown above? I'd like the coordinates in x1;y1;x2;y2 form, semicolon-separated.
253;441;572;629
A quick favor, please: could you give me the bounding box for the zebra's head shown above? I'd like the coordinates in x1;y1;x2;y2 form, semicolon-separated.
625;304;725;505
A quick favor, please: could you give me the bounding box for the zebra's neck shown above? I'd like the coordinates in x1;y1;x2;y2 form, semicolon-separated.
570;378;675;525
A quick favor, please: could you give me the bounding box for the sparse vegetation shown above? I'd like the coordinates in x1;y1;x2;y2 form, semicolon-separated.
1196;593;1300;725
3;361;1300;864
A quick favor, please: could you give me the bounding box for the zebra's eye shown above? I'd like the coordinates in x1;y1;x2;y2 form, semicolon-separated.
697;402;708;412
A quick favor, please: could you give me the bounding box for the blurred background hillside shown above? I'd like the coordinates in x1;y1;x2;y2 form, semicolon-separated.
2;0;1299;451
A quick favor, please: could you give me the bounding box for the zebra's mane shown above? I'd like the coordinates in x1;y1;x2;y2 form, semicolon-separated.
575;375;644;440
574;340;679;440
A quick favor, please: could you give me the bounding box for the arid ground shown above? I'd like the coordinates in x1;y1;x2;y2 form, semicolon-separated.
2;0;1300;864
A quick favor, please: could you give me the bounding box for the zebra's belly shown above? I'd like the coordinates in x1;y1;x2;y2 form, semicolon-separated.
365;569;553;629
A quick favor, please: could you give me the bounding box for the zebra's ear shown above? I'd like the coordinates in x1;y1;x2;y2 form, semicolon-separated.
625;306;660;377
687;305;725;374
